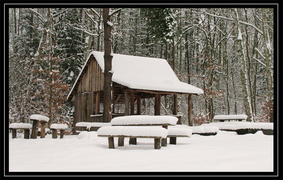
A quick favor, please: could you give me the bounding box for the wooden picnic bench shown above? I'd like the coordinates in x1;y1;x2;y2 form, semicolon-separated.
97;126;168;149
9;123;32;139
167;125;193;144
50;124;68;139
75;122;111;132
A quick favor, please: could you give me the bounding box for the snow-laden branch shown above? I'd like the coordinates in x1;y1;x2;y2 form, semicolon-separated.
72;25;98;37
254;47;266;59
84;9;98;26
205;12;263;35
52;9;70;18
108;8;122;17
91;8;100;17
29;8;47;23
252;56;266;67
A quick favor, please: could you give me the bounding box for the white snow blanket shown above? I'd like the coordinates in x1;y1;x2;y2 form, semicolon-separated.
191;124;219;134
50;124;68;130
213;114;247;120
209;122;273;130
67;51;203;100
97;126;168;138
168;125;193;136
76;122;111;130
9;123;32;129
110;115;178;126
30;114;49;122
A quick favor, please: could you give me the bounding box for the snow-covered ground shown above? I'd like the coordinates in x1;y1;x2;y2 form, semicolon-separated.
9;130;273;172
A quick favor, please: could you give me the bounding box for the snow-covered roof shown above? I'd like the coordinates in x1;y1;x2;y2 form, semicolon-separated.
67;51;204;101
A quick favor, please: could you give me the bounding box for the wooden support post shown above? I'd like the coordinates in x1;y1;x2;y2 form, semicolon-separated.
154;138;161;149
11;129;16;139
31;120;39;139
129;138;137;145
170;137;177;144
118;137;124;146
161;125;167;146
188;94;193;126
108;137;115;149
40;121;46;138
52;129;58;138
60;130;65;139
24;129;30;139
154;94;161;115
137;95;141;115
173;94;178;115
130;90;135;115
124;90;129;115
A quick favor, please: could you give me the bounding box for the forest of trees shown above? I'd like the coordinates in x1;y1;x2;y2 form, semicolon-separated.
8;8;274;126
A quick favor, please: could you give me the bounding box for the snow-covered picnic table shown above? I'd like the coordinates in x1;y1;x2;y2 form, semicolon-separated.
97;115;193;149
29;114;50;139
9;123;32;139
213;114;247;122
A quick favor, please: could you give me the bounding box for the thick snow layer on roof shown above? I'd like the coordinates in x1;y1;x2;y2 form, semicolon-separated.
97;126;168;138
50;124;68;130
30;114;49;122
9;123;32;129
91;51;204;94
110;115;178;126
213;114;248;120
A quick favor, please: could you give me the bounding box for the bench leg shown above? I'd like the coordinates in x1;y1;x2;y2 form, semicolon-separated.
52;129;58;139
118;137;124;146
24;129;30;139
108;137;115;149
129;138;137;145
60;130;65;139
161;138;167;147
31;120;39;139
11;129;17;139
169;137;177;145
154;138;161;149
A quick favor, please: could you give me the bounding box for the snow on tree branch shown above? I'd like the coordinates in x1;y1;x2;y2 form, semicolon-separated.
108;8;122;17
205;11;263;35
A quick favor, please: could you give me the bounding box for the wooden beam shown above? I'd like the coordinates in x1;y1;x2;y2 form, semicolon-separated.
173;94;178;115
154;94;161;115
130;90;135;115
124;90;129;115
137;95;141;115
188;94;193;126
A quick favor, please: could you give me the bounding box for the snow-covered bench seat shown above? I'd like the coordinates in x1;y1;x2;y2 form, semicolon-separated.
213;114;247;122
209;122;273;135
50;124;68;139
97;126;168;149
167;125;193;144
9;123;32;139
191;125;219;136
75;122;111;132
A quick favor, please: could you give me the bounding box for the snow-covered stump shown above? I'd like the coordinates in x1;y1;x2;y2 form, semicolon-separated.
30;114;49;139
50;124;68;139
9;123;32;139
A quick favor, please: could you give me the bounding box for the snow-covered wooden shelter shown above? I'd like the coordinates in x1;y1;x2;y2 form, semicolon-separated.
67;51;203;132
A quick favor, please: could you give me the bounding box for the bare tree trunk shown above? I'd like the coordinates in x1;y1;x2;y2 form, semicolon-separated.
233;8;253;122
103;8;113;122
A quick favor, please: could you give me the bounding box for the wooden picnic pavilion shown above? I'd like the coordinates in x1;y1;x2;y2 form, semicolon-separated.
67;51;203;133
